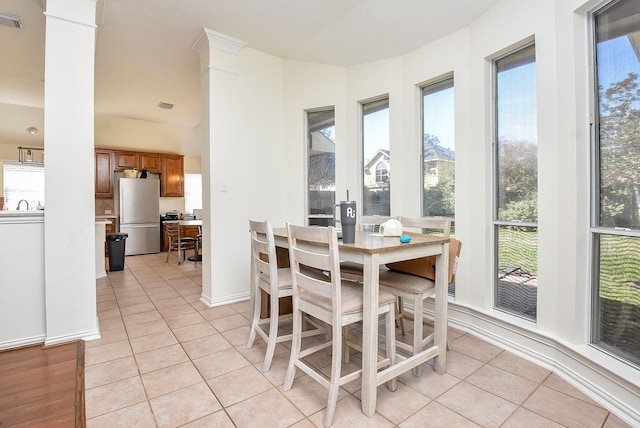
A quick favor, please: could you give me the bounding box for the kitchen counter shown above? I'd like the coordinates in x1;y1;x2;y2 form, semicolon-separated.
0;210;44;224
95;219;111;278
96;214;117;220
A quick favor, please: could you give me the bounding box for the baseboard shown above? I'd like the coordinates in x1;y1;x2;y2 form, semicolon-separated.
0;334;46;351
200;291;250;308
44;328;101;347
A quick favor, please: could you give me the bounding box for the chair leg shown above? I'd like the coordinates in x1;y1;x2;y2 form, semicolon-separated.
262;294;280;372
283;307;302;391
324;322;342;428
397;296;406;336
165;244;171;263
412;296;424;377
385;306;397;392
246;285;261;349
342;326;349;364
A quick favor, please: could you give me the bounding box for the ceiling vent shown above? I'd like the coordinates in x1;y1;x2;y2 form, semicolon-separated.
0;12;22;29
157;102;174;110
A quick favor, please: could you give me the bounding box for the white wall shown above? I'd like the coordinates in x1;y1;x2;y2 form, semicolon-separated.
0;215;45;348
95;116;202;159
196;41;286;305
282;60;347;224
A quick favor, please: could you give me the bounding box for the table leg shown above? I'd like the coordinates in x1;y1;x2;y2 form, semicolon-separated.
434;242;449;374
361;252;380;417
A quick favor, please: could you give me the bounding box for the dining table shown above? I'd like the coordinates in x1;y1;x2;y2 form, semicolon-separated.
272;227;450;417
164;219;202;263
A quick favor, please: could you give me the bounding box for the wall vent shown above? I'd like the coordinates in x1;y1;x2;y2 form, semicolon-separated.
157;102;174;110
0;12;22;29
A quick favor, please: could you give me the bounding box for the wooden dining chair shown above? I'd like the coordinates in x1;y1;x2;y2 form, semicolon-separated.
284;223;397;428
165;222;197;264
246;219;324;372
339;215;395;282
193;224;202;261
378;216;453;377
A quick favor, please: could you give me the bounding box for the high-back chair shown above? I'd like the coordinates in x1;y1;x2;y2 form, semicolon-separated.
284;223;397;427
247;220;325;372
192;209;203;261
340;215;395;282
165;222;197;264
379;216;454;377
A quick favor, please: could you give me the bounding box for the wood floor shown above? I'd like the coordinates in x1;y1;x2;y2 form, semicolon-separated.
0;341;85;427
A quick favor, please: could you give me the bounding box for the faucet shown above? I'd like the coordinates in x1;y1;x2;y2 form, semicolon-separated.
16;200;29;210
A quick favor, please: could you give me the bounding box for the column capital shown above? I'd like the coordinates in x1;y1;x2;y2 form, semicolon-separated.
192;28;247;56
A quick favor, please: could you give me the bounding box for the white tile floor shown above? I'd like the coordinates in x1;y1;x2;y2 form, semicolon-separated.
85;252;630;427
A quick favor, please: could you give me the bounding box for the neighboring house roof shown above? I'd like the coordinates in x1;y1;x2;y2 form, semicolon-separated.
424;141;455;161
364;143;453;171
364;149;390;170
310;131;335;155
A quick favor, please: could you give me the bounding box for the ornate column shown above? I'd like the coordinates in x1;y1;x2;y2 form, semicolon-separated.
43;0;99;344
192;29;247;306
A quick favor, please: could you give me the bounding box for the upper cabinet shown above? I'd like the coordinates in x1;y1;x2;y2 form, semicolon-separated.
140;153;161;173
161;154;184;197
95;149;184;198
113;151;140;171
95;149;113;198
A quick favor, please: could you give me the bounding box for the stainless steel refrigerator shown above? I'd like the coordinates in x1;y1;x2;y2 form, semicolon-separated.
115;177;161;255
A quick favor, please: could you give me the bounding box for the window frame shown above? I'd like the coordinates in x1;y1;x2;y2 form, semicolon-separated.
305;106;336;226
360;95;390;216
3;161;45;210
588;0;640;366
419;74;456;222
491;41;539;321
183;172;202;215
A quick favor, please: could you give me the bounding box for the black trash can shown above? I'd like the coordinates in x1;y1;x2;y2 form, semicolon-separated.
106;233;128;271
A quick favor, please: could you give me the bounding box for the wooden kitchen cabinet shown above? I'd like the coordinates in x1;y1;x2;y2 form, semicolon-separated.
95;149;113;197
94;148;185;198
140;153;161;173
161;154;184;197
114;151;140;171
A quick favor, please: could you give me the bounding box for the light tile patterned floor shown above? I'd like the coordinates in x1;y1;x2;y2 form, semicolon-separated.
85;252;630;427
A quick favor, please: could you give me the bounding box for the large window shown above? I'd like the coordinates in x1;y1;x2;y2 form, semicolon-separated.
3;162;45;210
307;108;336;226
592;0;640;366
493;44;538;321
422;77;455;221
362;97;390;216
422;76;456;294
184;172;202;215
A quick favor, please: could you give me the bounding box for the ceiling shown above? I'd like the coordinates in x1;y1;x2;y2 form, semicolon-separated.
0;0;500;156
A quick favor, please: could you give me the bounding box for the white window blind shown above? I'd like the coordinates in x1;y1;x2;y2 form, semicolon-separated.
184;172;202;215
3;161;45;210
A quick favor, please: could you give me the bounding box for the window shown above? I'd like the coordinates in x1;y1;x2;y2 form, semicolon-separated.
362;97;390;216
184;172;202;215
592;0;640;366
375;162;389;183
493;44;538;320
3;162;45;210
307;108;335;226
422;76;456;294
422;77;455;220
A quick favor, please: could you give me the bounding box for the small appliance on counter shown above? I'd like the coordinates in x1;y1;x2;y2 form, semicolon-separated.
165;211;179;220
